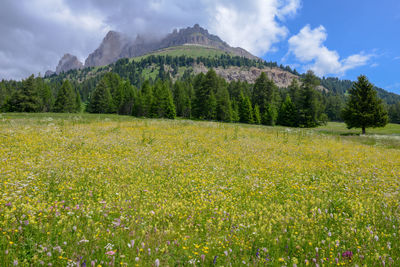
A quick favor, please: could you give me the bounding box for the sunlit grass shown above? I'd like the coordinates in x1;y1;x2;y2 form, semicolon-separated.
1;114;399;266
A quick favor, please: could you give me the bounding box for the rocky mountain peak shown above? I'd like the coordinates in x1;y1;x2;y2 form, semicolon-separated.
55;53;83;74
82;25;258;69
84;31;130;67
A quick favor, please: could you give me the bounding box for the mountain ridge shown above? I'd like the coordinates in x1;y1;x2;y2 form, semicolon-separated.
50;24;259;73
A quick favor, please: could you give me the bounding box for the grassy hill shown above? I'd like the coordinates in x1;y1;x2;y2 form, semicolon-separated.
131;45;232;61
1;113;399;265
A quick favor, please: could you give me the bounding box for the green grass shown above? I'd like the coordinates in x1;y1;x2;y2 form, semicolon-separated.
313;122;400;149
1;113;399;266
131;45;231;62
316;122;400;136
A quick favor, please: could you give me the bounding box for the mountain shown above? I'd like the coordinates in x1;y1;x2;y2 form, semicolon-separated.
84;31;131;67
84;24;258;68
55;54;83;74
46;24;399;108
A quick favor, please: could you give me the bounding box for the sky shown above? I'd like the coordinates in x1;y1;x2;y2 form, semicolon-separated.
0;0;399;94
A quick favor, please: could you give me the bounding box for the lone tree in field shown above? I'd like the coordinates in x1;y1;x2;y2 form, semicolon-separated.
342;75;388;134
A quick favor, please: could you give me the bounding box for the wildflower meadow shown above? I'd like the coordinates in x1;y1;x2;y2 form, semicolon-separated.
0;114;399;266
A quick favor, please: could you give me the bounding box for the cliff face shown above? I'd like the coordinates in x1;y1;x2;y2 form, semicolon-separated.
55;54;83;74
84;31;130;67
84;24;259;68
193;64;299;88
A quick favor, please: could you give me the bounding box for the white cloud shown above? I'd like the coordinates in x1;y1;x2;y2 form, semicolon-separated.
288;25;372;76
209;0;301;55
0;0;301;80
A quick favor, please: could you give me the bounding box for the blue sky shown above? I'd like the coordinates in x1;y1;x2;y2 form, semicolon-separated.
265;0;400;93
1;0;399;94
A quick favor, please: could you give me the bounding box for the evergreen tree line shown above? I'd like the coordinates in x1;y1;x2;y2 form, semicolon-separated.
44;53;399;122
0;75;81;113
1;69;399;126
48;54;299;102
84;69;327;127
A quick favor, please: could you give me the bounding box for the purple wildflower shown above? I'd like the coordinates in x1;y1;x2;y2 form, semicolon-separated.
213;256;217;265
342;250;353;259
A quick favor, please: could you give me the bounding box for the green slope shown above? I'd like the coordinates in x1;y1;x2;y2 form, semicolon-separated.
131;45;232;62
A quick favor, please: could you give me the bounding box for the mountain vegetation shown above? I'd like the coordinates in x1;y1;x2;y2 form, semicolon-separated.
1;50;399;127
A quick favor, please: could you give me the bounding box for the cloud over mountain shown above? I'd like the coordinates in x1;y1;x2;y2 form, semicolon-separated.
0;0;301;80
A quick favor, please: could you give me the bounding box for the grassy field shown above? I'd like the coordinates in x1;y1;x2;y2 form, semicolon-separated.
1;114;399;266
315;122;400;149
316;122;400;136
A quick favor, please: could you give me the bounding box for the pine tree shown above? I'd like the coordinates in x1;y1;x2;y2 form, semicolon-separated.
164;87;176;119
173;81;191;118
102;72;123;113
253;104;261;125
325;94;343;121
216;86;232;122
141;80;153;117
239;93;254;124
36;77;54;112
194;69;218;119
9;75;41;112
206;91;217;120
75;89;82;113
54;80;77;113
297;71;326;128
88;78;113;113
0;83;6;111
262;103;278;126
342;75;388;134
277;94;296;127
231;100;240;122
119;80;136;115
252;72;277;114
388;102;400;124
151;81;176;119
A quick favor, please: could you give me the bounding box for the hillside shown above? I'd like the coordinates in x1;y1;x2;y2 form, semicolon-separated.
131;45;233;60
45;48;300;100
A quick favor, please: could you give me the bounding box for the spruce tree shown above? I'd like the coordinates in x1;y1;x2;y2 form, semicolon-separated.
297;71;326;128
119;80;136;115
36;77;54;112
9;75;41;112
262;103;278;126
388;102;400;124
216;86;232;122
54;80;76;113
0;83;6;111
342;75;388;134
151;81;176;119
75;89;82;113
206;91;217;120
239;93;254;124
252;72;277;114
277;94;296;127
231;100;240;123
141;80;153;117
253;105;261;125
88;78;113;113
194;70;218;119
173;81;191;117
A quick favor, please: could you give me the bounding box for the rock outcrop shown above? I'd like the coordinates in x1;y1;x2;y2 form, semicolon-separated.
44;70;55;77
55;54;83;74
193;64;299;88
